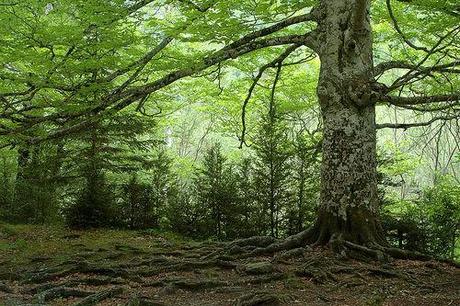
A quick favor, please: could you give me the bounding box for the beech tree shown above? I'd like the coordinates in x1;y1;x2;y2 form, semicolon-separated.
0;0;459;257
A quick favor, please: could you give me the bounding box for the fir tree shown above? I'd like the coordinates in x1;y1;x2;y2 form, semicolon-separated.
252;98;292;238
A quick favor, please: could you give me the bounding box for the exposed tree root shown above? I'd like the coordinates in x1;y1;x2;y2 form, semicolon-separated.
23;266;78;284
73;287;124;306
236;273;287;285
202;229;317;260
36;286;93;303
144;277;229;291
295;266;337;284
366;267;403;278
230;236;277;248
249;229;316;257
208;223;458;267
235;292;281;306
342;240;389;262
142;273;285;291
126;296;166;306
116;256;171;269
23;261;136;285
235;291;295;306
29;256;51;263
291;252;418;286
138;259;237;277
294;256;341;284
274;247;312;261
202;236;276;259
28;276;125;294
384;247;431;261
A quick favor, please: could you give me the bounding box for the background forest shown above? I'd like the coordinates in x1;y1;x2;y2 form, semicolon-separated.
0;0;459;262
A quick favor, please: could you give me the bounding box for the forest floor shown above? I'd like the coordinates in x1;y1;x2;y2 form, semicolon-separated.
0;224;459;306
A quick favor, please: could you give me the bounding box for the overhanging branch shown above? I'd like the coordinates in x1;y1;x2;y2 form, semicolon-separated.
2;8;321;143
387;26;460;91
132;31;319;110
222;13;318;52
20;30;320;144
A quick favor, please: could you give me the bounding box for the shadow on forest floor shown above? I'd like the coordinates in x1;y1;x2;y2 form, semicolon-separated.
0;224;459;306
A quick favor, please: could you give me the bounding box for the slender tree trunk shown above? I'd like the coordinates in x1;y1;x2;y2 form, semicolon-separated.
14;147;31;221
16;148;30;181
216;204;222;238
270;161;276;237
311;0;386;246
297;158;306;232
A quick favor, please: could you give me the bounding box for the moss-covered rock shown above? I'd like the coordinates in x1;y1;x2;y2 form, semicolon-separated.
243;261;274;275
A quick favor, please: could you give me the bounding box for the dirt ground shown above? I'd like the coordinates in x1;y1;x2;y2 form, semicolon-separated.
0;224;459;306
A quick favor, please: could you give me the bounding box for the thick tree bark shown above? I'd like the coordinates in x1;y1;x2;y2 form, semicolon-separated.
312;0;386;246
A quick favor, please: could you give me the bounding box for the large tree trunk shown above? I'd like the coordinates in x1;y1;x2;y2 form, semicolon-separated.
312;0;386;246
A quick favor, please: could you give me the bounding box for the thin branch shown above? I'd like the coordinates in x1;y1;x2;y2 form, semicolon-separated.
133;32;318;110
386;0;430;52
106;37;173;84
377;114;460;129
382;92;460;106
395;103;460;113
269;61;283;119
388;26;460;91
374;60;460;77
239;44;302;148
222;13;317;52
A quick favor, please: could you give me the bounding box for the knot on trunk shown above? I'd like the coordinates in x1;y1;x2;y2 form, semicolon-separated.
370;81;389;101
347;78;372;107
347;78;386;107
